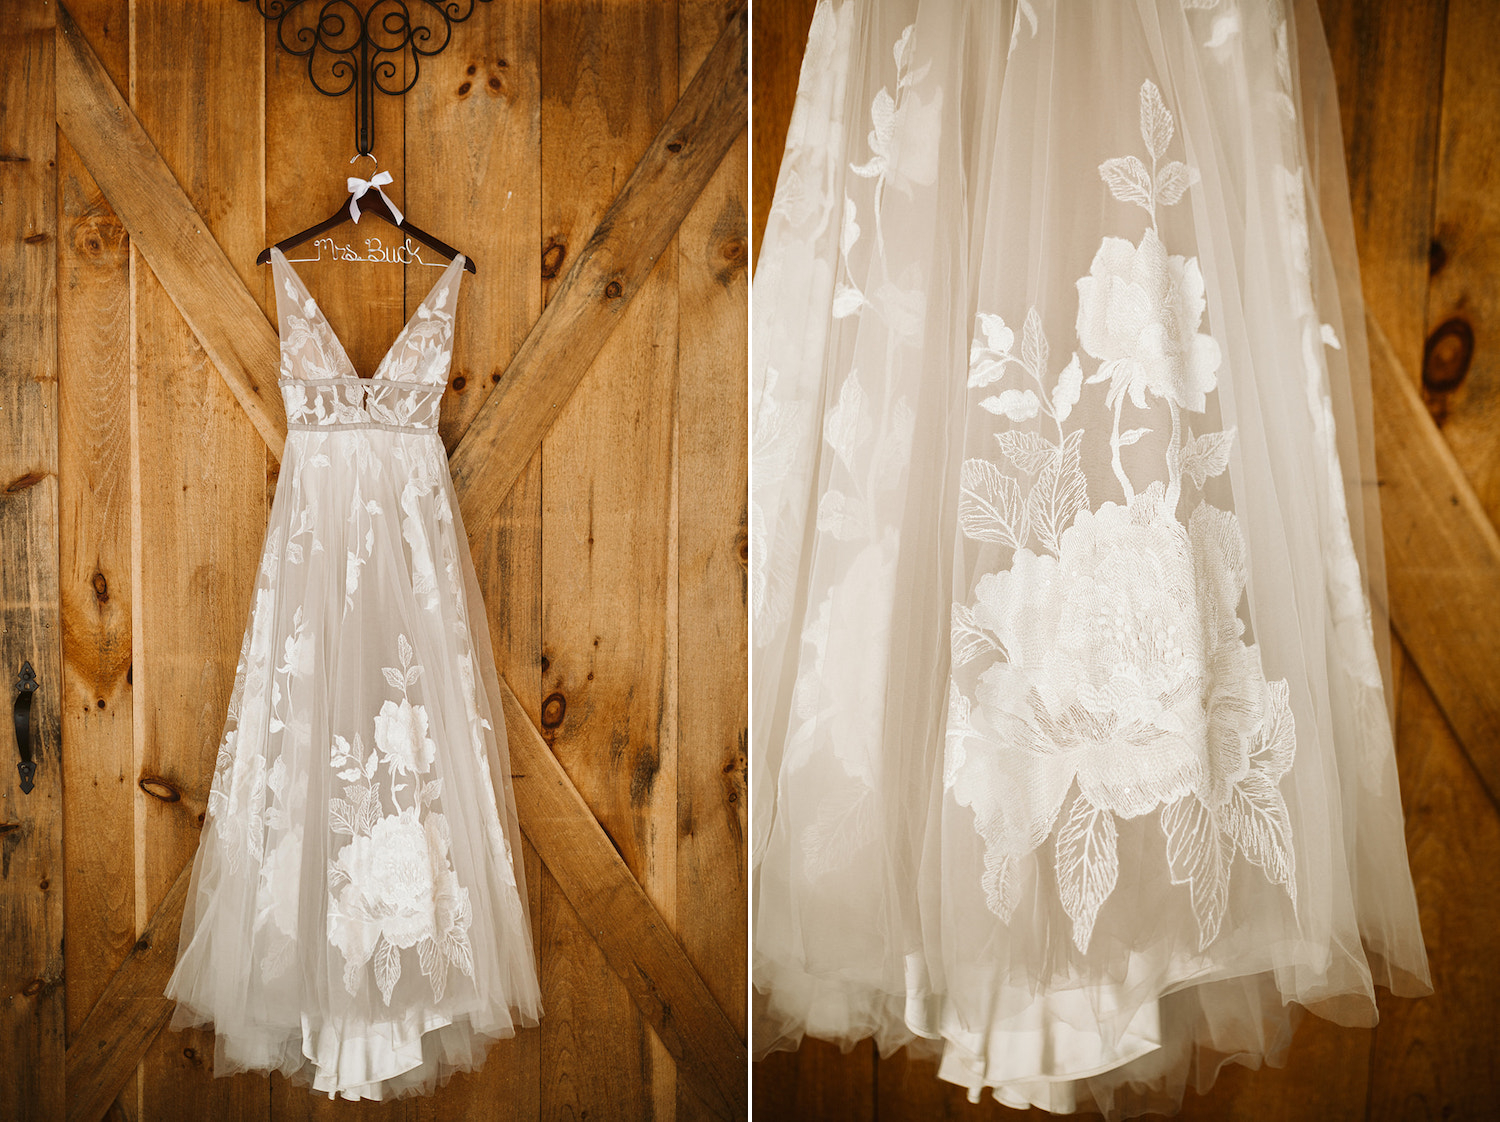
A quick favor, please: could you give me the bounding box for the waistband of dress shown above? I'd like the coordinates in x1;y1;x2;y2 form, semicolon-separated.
286;421;439;436
279;375;445;394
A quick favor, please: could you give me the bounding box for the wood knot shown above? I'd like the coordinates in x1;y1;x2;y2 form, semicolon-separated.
23;232;48;245
541;692;566;730
722;236;747;269
1428;239;1448;276
451;374;467;392
457;81;472;96
541;241;566;280
134;936;151;953
21;979;44;998
1423;317;1474;394
603;280;623;299
666;138;685;154
138;775;181;802
466;63;477;76
92;570;109;603
488;76;502;93
4;471;46;494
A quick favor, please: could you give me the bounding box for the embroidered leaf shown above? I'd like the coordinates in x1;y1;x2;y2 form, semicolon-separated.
950;601;1000;668
398;633;413;668
816;489;868;541
1161;793;1232;950
1321;323;1342;350
382;667;407;692
944;682;972;788
840;196;860;256
418;935;447;1002
800;785;877;881
1027;430;1089;554
1140;79;1174;161
373;935;401;1006
444;923;475;981
1099;156;1153;213
1181;427;1236;488
355;785;381;836
982;848;1020;922
832;283;867;318
1055;789;1120;953
958;459;1029;549
1053;353;1083;423
420;777;444;807
363;748;379;780
995;430;1057;475
980;389;1041;422
978;312;1015;356
336;767;363;782
1154;160;1197;207
1255;678;1297;780
968;344;1009;389
329;797;357;837
1225;770;1297;908
405;663;424;687
1118;426;1152;447
823;371;870;474
1021;306;1049;380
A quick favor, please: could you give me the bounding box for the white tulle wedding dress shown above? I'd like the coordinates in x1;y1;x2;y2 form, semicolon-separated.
165;249;541;1101
751;0;1431;1115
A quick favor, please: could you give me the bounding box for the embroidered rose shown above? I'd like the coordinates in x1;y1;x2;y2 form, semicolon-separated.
1075;229;1221;412
373;698;437;776
328;810;437;995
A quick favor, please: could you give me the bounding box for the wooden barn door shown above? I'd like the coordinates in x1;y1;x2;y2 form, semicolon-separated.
0;2;748;1120
749;1;1500;1119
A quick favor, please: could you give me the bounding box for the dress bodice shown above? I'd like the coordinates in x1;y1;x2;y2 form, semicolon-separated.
271;248;464;435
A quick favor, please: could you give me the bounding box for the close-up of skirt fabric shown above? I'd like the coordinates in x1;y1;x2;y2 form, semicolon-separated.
750;0;1431;1115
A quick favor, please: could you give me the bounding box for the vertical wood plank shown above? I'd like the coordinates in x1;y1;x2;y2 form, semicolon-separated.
1317;0;1449;375
749;0;818;264
130;1;269;1117
753;1040;875;1122
1424;0;1500;518
409;0;545;1115
676;0;749;1119
1366;648;1500;1120
539;2;679;1116
57;2;134;1075
0;2;63;1120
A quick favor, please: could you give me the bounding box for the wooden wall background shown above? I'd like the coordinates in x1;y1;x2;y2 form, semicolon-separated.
750;1;1500;1119
0;1;747;1119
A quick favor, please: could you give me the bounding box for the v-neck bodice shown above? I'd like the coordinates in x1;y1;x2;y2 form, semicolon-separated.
271;248;464;434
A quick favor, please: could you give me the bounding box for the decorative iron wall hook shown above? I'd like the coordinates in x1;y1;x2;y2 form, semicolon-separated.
242;0;493;159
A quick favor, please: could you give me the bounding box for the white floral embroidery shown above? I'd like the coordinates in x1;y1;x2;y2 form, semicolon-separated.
947;80;1298;953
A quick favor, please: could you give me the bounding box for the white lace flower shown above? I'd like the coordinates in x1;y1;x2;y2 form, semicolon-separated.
1076;229;1221;412
373;698;437;776
328;811;438;994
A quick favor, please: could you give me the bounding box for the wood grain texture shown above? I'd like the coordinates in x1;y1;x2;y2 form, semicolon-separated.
0;3;64;1120
676;1;750;1118
753;1039;875;1122
1366;645;1500;1121
1367;314;1500;801
53;1;285;459
63;862;187;1122
538;3;679;1115
749;0;817;265
57;5;134;1079
447;1;747;530
128;2;270;1119
1425;0;1500;519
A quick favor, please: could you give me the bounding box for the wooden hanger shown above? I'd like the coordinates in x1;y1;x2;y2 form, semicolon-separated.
257;163;477;275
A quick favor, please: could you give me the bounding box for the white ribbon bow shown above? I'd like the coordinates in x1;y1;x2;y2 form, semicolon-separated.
346;170;403;225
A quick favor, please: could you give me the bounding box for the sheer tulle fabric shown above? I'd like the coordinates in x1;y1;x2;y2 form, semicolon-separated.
165;251;541;1101
751;1;1430;1115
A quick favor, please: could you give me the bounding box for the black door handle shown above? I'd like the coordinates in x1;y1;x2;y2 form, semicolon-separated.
14;661;37;794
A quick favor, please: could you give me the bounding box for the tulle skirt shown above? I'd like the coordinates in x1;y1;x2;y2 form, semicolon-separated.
750;0;1431;1115
165;427;542;1100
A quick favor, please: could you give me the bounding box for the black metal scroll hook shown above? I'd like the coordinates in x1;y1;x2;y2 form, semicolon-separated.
14;661;38;794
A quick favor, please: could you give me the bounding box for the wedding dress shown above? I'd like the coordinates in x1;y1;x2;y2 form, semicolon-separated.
751;0;1431;1115
165;248;541;1100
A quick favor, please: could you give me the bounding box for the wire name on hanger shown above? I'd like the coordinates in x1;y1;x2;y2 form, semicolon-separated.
286;234;449;267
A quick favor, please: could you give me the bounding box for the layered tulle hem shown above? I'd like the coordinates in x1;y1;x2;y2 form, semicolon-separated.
166;995;541;1101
